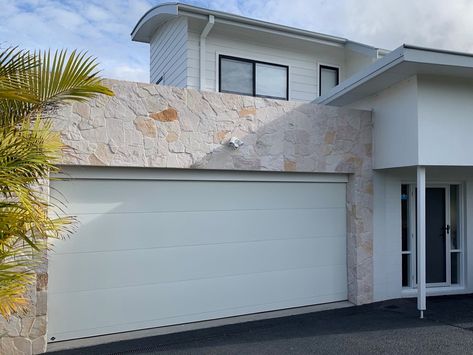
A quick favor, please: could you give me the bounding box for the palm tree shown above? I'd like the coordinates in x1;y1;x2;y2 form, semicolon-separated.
0;47;113;318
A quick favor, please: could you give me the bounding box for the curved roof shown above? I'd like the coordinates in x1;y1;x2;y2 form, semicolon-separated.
131;2;352;46
131;2;179;43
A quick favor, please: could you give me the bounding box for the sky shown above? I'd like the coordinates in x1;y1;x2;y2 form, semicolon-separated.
2;0;473;82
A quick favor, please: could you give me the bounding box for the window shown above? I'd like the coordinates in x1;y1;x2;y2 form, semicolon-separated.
319;65;339;96
219;55;288;100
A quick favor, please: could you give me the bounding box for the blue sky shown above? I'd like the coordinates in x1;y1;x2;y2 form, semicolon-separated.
3;0;473;82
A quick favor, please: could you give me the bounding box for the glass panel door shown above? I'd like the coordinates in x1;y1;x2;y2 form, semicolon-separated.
400;184;463;288
425;187;447;284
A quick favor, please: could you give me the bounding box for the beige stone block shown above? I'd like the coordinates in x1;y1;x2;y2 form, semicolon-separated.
324;131;336;144
166;132;179;143
35;273;48;292
284;159;297;172
2;316;21;337
213;130;229;143
80;126;108;144
150;108;178;122
238;107;256;117
36;291;47;317
134;117;157;138
20;317;35;337
232;155;261;170
32;336;46;355
14;337;32;355
0;337;16;355
29;316;46;339
88;154;105;166
260;156;283;171
73;102;90;119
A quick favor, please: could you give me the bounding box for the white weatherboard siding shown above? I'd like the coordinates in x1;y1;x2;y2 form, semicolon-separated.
48;170;347;341
150;17;188;86
187;25;346;101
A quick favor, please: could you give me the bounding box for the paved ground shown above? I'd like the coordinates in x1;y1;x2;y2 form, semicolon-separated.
49;294;473;355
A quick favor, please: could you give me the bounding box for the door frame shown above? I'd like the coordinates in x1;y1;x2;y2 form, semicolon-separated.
404;182;465;289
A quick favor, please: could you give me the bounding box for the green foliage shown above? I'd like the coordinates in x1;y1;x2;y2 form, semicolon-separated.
0;47;113;318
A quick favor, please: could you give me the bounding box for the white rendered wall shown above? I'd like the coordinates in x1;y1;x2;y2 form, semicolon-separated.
372;170;403;301
150;17;188;86
350;77;420;169
417;76;473;166
372;167;473;301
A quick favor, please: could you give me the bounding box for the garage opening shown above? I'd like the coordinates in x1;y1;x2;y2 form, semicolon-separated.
48;167;348;341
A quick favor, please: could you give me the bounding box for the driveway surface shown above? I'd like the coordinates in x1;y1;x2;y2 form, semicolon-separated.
49;294;473;355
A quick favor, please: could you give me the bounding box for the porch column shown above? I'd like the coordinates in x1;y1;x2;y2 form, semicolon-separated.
417;166;426;318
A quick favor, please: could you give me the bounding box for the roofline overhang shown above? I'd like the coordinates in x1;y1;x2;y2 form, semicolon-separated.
131;2;382;50
131;2;179;43
316;44;473;106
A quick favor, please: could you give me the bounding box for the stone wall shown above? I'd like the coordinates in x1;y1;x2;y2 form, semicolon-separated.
0;79;373;353
0;183;49;354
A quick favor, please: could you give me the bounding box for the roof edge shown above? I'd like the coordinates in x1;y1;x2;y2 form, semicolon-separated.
317;43;473;106
131;2;380;50
131;2;179;43
315;45;407;105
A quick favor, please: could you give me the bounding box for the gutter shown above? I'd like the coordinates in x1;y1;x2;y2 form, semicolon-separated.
200;15;215;91
177;3;347;46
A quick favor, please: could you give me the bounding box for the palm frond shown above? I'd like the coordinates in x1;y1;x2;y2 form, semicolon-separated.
0;48;114;125
0;45;113;318
0;47;39;103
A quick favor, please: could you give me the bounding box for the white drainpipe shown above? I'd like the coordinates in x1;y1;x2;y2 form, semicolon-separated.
200;15;215;91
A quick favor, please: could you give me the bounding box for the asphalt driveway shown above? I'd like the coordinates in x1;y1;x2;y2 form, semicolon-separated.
49;294;473;355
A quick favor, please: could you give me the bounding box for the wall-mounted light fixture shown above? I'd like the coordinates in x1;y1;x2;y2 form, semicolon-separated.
228;137;244;149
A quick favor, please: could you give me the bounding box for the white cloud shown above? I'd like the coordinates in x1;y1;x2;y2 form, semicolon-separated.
106;64;149;83
197;0;473;52
3;0;473;82
340;0;473;52
1;0;152;81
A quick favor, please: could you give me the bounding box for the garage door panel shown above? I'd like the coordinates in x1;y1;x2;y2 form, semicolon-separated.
51;180;346;215
49;264;347;340
51;208;346;254
48;172;348;342
50;236;346;293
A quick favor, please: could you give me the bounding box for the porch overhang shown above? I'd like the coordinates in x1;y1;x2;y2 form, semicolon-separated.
317;44;473;107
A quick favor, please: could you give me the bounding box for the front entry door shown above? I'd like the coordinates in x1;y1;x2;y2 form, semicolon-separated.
426;188;447;284
402;184;461;289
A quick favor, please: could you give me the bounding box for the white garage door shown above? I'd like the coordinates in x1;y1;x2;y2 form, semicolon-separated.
48;168;347;341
